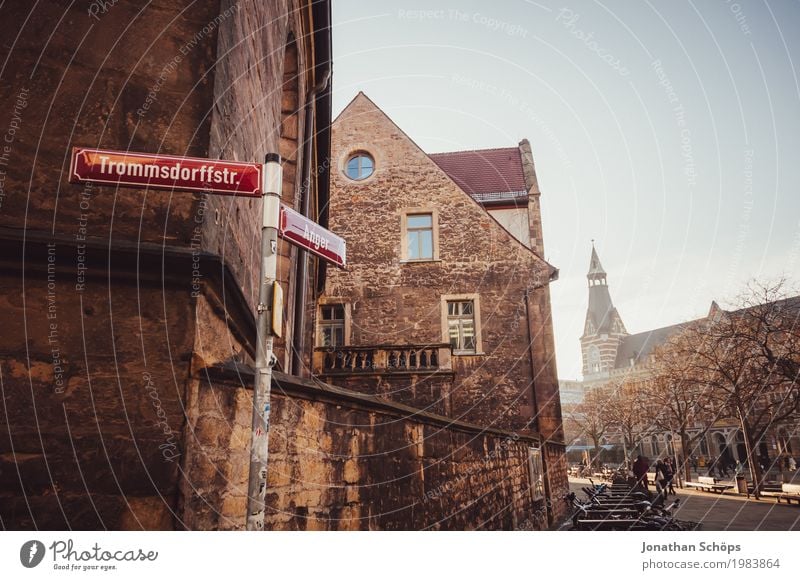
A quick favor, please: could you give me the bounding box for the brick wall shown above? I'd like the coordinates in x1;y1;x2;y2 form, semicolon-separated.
185;367;547;530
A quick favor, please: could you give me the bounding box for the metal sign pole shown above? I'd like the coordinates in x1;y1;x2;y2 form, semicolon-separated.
246;153;282;531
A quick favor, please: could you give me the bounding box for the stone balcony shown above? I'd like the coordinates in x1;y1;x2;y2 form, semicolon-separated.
313;343;452;375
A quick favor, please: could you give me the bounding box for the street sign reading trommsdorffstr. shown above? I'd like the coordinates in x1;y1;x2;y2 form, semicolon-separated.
279;204;346;268
69;147;263;197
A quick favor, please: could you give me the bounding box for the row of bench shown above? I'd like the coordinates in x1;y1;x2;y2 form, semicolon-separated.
763;483;800;504
684;476;800;504
684;476;734;494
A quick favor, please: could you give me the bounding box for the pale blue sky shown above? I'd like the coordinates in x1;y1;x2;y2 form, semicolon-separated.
330;0;800;379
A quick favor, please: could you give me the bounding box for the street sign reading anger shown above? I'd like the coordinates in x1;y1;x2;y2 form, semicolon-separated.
279;205;346;268
69;147;263;197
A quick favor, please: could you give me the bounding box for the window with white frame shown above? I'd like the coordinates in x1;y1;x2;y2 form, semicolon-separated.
406;213;434;260
345;152;374;180
447;300;476;353
318;304;345;347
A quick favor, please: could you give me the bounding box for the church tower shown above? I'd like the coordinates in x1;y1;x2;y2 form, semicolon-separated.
580;244;627;378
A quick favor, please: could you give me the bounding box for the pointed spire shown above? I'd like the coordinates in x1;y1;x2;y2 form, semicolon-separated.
582;242;626;350
587;241;607;284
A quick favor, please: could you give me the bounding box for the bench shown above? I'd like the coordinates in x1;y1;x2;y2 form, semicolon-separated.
684;476;734;494
772;483;800;504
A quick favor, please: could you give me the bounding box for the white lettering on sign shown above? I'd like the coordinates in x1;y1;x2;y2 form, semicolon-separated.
303;224;330;251
96;155;238;185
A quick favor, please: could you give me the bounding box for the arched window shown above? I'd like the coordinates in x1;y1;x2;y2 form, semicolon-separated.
587;346;601;373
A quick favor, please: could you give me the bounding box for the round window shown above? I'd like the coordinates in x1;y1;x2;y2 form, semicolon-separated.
345;153;374;180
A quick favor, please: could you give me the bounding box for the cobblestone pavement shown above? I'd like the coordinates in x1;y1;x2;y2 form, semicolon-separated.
568;478;800;531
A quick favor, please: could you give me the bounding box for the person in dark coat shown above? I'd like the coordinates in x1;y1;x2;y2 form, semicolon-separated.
663;457;676;495
633;455;650;492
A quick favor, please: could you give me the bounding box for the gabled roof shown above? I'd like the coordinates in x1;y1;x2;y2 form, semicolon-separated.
333;92;557;277
429;147;528;201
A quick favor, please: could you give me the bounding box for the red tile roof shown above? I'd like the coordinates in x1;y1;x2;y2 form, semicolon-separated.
429;147;528;196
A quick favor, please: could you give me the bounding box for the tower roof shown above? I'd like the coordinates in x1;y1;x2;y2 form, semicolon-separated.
586;285;620;334
587;244;606;278
583;244;625;336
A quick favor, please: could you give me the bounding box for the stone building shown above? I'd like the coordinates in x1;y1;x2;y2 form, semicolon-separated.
311;93;568;526
566;245;800;470
0;0;335;530
0;2;566;530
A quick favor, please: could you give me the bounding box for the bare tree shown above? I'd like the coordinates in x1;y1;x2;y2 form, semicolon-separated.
644;337;717;483
605;376;652;466
668;279;800;497
569;387;615;468
723;280;800;494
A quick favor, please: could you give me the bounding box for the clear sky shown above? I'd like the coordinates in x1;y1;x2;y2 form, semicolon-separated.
330;0;800;380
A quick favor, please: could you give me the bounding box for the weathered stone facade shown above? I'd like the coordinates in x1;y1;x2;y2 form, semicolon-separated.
0;0;332;530
315;93;568;525
186;367;547;530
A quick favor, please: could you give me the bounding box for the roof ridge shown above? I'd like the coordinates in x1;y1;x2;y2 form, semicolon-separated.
624;293;800;337
429;146;521;156
622;321;688;339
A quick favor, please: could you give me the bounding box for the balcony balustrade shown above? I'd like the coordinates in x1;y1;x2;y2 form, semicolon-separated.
313;343;452;374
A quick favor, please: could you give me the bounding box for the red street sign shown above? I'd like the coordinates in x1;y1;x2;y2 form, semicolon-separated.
69;147;263;197
279;205;346;268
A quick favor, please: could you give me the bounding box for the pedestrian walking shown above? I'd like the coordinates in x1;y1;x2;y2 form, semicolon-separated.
633;455;650;493
790;456;797;472
665;457;677;495
655;457;675;496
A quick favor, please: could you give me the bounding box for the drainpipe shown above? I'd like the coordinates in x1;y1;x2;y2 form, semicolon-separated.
291;67;331;376
525;285;558;527
524;288;542;433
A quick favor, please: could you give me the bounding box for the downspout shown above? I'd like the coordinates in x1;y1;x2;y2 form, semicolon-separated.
524;288;542;434
291;67;331;376
524;287;552;526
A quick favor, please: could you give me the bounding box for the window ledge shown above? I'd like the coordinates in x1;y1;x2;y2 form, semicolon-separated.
453;351;485;356
400;259;442;264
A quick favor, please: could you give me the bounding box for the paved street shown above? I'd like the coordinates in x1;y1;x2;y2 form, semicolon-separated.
568;478;800;531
